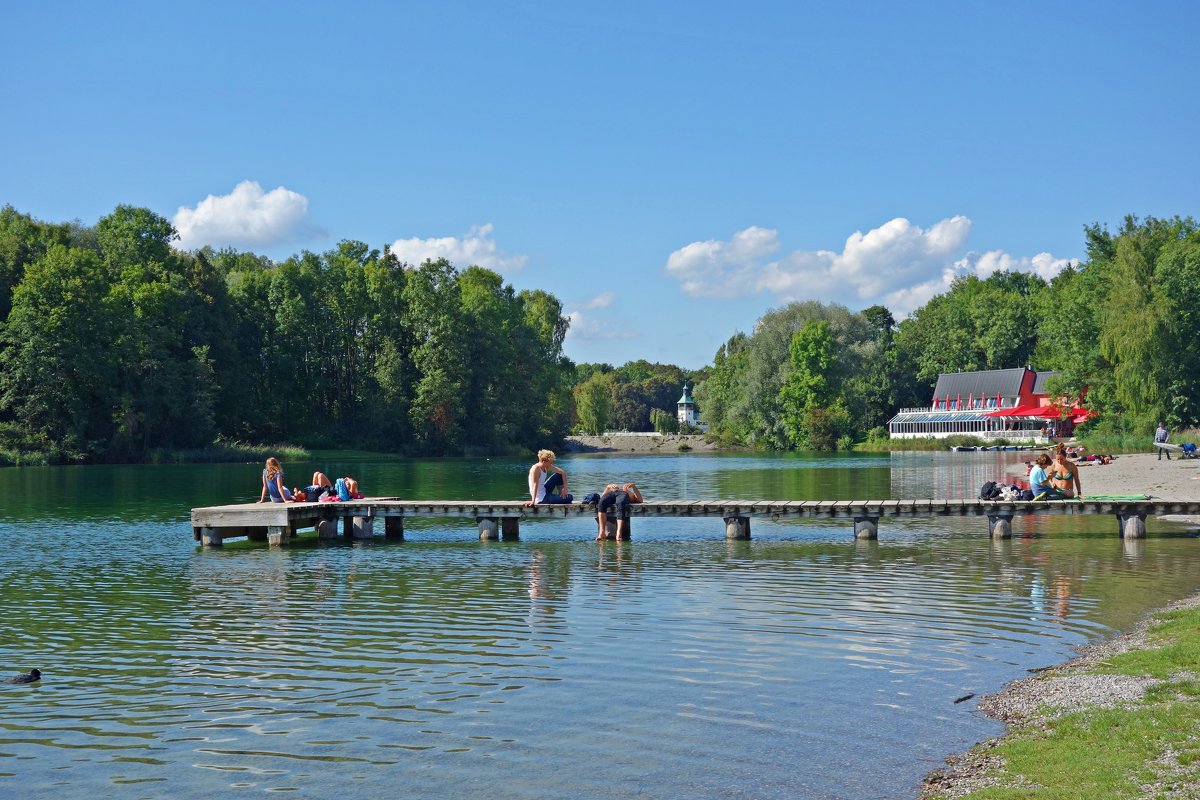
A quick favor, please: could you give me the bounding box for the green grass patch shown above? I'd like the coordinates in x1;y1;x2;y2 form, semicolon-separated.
146;439;309;464
934;602;1200;798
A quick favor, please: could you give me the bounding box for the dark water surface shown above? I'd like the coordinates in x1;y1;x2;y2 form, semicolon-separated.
2;451;1199;799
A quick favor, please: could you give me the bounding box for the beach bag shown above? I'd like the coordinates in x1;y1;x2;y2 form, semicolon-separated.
335;478;350;501
581;492;601;504
978;481;999;500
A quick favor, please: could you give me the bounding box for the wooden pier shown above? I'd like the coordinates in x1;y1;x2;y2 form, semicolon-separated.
190;497;1200;546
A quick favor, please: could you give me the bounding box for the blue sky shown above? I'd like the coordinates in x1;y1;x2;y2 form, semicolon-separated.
4;1;1198;369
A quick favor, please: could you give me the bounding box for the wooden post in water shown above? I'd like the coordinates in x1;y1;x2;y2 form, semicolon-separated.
853;516;879;540
316;518;339;540
987;514;1013;539
502;518;520;540
385;516;404;541
350;514;374;540
1117;512;1146;539
478;517;499;540
267;525;289;546
724;516;750;540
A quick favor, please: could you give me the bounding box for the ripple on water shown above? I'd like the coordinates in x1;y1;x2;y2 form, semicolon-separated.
3;498;1200;798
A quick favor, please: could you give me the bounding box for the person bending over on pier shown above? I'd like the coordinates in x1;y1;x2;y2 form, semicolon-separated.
259;457;295;503
1050;443;1083;499
525;450;572;506
1028;454;1064;500
595;482;643;541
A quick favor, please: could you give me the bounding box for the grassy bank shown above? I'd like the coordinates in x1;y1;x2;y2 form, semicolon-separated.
923;600;1200;798
854;435;1024;452
0;437;309;467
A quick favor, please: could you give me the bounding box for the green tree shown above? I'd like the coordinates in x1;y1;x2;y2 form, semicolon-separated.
779;320;840;448
403;258;468;452
0;244;117;456
574;371;612;434
1098;216;1198;426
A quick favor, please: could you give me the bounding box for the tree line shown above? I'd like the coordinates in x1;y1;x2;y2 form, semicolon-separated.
0;205;574;462
693;215;1200;448
3;204;1195;462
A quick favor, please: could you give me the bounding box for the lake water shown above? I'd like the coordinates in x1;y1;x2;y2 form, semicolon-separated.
3;451;1199;799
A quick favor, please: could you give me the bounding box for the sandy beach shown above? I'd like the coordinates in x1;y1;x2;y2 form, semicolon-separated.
1008;451;1200;501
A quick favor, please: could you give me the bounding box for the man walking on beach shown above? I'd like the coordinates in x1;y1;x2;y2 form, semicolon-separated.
1155;421;1171;460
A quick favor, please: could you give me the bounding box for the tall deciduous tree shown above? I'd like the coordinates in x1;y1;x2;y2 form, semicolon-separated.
573;372;612;435
0;244;117;455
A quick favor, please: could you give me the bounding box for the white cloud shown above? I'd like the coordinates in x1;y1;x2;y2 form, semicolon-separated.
664;226;780;297
663;216;1077;315
390;224;527;272
581;291;616;310
174;180;318;250
565;293;637;342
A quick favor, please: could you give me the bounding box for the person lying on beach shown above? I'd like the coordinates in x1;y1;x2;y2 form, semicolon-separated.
596;482;643;540
525;450;572;506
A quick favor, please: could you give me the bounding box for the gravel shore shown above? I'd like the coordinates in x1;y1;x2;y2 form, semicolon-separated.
920;595;1200;798
923;452;1200;798
562;434;728;454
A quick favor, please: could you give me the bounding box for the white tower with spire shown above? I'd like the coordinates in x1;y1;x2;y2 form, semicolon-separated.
676;384;707;431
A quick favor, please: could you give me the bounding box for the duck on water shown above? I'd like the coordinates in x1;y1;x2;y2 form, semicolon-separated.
4;669;40;684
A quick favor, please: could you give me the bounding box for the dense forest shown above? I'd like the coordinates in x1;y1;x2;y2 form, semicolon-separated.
694;215;1200;449
0;205;574;463
2;205;1196;463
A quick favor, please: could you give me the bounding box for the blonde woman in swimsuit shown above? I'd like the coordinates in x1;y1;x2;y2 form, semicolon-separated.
1050;443;1083;498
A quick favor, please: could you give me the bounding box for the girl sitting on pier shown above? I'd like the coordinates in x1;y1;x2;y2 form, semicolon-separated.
259;457;295;503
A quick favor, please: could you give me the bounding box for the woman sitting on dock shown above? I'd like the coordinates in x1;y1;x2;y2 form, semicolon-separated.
259;457;295;503
1029;454;1064;500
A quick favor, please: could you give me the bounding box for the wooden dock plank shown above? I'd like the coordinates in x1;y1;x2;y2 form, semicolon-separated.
190;497;1200;546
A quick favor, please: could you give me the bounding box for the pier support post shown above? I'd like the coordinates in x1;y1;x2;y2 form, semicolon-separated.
316;518;339;540
987;514;1013;540
385;516;404;541
853;516;879;540
1117;512;1146;539
267;525;290;546
502;518;520;541
350;515;374;540
724;516;751;540
478;517;499;540
198;527;222;547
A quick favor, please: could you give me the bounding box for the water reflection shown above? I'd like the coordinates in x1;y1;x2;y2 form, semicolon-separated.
2;456;1200;799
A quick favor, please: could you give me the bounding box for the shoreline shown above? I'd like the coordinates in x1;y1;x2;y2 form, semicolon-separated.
923;451;1200;797
562;434;732;454
920;593;1200;798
